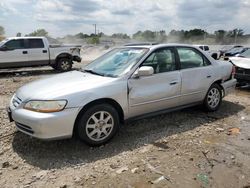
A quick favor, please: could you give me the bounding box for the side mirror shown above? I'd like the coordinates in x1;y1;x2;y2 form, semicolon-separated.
134;66;154;78
0;45;8;51
224;57;229;61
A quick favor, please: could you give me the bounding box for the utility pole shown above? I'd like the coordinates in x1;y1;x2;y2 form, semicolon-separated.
93;24;97;35
234;33;238;44
204;30;206;43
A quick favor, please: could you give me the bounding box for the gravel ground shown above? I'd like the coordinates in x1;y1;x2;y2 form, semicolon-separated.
0;65;250;188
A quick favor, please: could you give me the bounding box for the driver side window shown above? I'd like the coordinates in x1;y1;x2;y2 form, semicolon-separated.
5;39;25;50
141;48;176;74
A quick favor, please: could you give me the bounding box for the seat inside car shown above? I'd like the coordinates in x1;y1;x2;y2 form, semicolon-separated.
156;51;175;73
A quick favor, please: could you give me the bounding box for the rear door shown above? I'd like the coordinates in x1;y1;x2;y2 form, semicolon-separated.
128;47;181;117
176;47;213;105
0;39;28;68
25;39;49;66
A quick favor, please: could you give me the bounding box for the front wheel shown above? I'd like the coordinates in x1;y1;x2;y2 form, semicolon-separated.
76;104;119;146
203;84;222;112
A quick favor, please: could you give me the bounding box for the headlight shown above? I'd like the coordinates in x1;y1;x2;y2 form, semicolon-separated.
24;100;67;113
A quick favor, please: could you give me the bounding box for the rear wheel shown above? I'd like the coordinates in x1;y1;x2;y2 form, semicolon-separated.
57;58;72;71
203;84;222;112
77;104;119;146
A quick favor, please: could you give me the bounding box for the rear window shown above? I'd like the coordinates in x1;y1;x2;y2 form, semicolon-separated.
204;46;209;51
27;39;44;48
177;47;210;69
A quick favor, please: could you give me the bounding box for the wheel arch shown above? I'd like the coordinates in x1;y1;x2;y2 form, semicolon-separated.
210;79;225;97
56;53;73;63
73;98;125;135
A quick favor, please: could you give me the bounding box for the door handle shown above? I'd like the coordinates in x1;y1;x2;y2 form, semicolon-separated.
170;81;178;85
43;50;47;53
207;75;211;78
22;51;28;54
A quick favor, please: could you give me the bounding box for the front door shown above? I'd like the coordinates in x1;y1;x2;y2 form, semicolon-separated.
128;47;181;118
0;39;29;68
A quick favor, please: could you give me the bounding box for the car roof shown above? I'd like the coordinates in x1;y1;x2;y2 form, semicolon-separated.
6;37;45;40
193;44;209;47
123;43;197;50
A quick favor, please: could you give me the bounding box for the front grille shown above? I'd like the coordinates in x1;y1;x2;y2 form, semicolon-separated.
236;67;250;75
12;95;22;108
16;122;34;134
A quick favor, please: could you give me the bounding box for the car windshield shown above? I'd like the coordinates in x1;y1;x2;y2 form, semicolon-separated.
240;49;250;58
0;39;8;47
227;47;244;54
83;48;148;77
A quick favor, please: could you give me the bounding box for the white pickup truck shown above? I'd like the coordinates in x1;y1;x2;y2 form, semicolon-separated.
194;45;220;60
0;37;82;71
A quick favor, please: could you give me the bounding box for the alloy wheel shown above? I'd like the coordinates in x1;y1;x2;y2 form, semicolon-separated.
61;61;70;70
85;111;114;141
207;88;220;108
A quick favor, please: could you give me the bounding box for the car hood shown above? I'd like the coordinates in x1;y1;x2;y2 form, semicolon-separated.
16;71;115;101
230;57;250;69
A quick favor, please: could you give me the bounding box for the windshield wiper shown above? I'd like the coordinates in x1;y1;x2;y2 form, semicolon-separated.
84;69;105;76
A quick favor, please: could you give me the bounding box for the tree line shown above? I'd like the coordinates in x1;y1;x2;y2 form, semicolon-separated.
0;26;5;41
0;25;249;45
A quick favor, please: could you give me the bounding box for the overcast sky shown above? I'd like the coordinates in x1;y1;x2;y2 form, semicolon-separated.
1;0;250;37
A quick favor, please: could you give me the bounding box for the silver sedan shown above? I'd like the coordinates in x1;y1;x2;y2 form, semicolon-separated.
8;44;236;146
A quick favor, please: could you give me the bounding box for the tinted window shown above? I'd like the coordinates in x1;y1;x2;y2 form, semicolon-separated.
27;39;44;48
204;46;209;51
142;48;176;73
198;46;203;50
177;48;207;69
5;39;24;50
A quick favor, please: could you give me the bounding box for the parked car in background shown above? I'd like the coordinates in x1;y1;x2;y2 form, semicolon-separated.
0;37;82;71
7;44;236;146
219;45;243;58
229;48;250;86
223;46;248;60
194;45;220;60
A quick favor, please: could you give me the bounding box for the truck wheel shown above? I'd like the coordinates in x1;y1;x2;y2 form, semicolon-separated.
203;84;222;112
76;104;119;146
57;58;72;71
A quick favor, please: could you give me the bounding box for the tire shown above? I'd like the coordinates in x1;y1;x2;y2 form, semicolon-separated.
203;84;222;112
76;104;119;146
57;58;72;71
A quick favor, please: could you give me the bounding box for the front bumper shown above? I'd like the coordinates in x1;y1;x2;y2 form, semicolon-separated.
235;73;250;83
73;56;82;62
9;107;80;140
221;78;237;96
